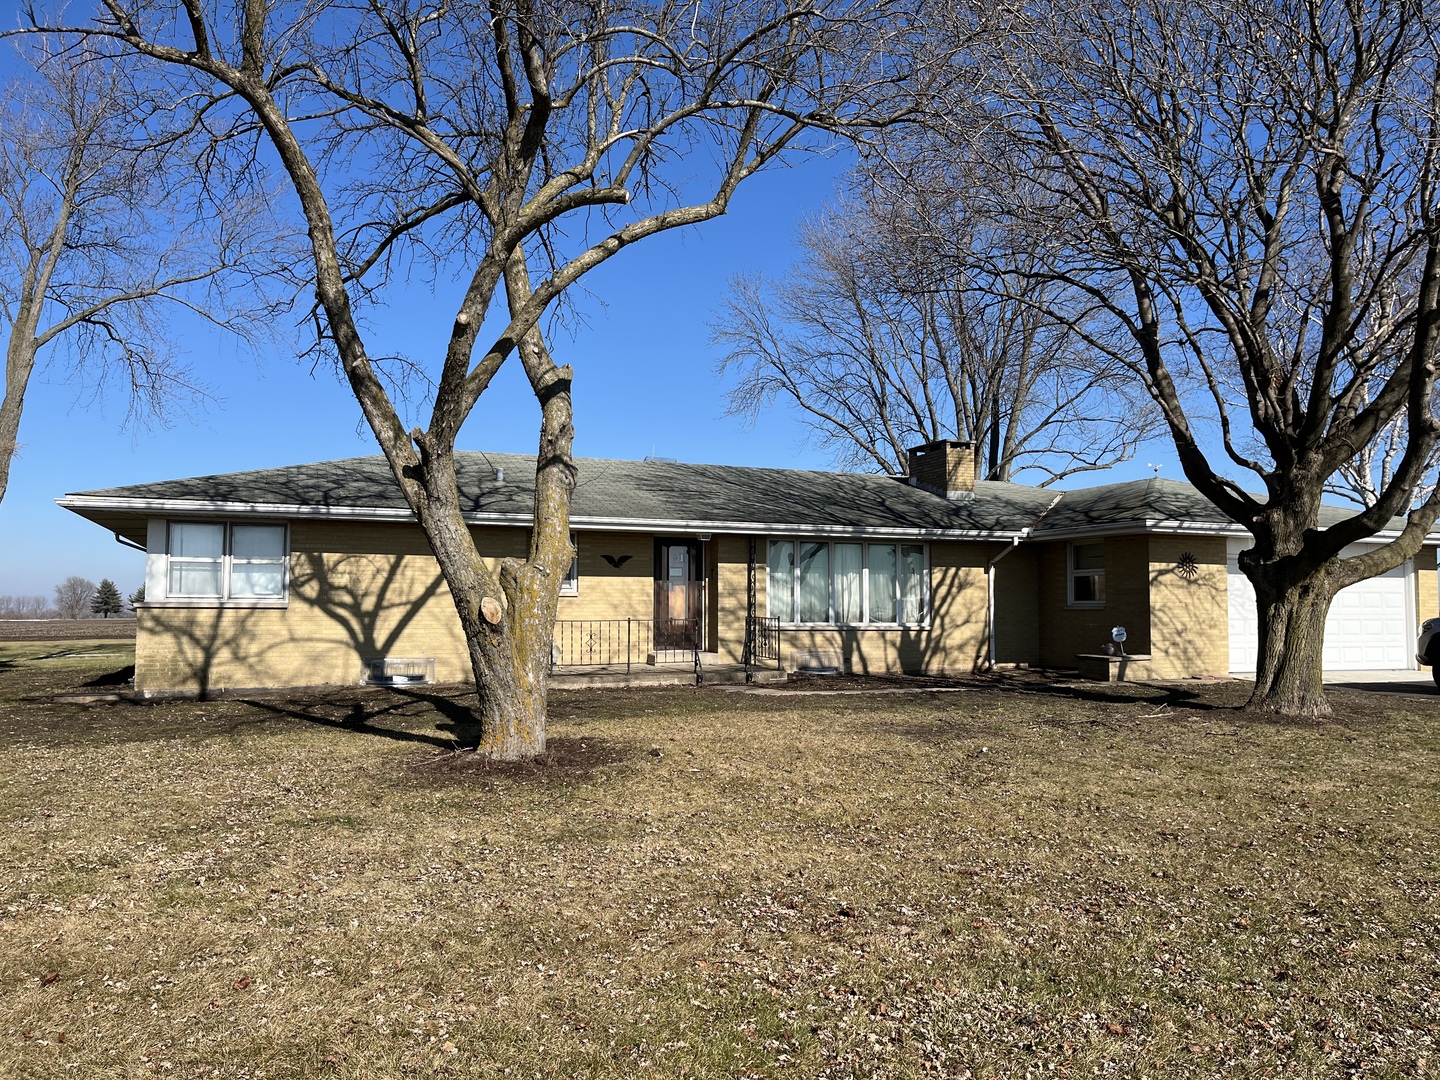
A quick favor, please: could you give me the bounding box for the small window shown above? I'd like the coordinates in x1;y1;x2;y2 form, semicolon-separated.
767;541;796;621
1070;541;1105;605
230;525;287;598
559;538;579;597
168;522;224;597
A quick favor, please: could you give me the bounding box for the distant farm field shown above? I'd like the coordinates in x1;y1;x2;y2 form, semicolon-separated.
0;647;1437;1078
0;618;136;641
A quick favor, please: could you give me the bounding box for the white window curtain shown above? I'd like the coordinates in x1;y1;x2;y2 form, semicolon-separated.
230;525;287;598
834;543;863;623
900;544;926;623
798;542;830;623
766;538;923;625
868;544;897;623
168;523;225;597
767;541;795;621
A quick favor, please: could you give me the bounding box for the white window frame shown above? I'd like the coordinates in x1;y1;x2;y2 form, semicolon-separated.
166;521;225;599
159;521;290;605
766;539;929;628
1068;540;1105;608
559;536;579;597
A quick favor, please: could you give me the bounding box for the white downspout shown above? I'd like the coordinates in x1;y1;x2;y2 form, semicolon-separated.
987;494;1064;670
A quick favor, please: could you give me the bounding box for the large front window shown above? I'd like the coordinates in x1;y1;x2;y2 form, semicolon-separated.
166;522;288;600
767;539;928;625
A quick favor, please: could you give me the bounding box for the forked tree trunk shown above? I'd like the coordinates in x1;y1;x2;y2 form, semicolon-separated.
401;327;575;761
1247;565;1336;718
410;445;566;761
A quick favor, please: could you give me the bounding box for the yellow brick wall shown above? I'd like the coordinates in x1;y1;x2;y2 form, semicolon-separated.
1035;536;1152;667
713;535;752;663
991;545;1040;665
134;518;1265;693
1416;546;1437;630
1147;536;1229;679
135;521;524;693
558;532;653;621
552;531;654;665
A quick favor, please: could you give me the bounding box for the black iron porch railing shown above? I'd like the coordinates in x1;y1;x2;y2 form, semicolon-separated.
551;617;702;682
743;615;781;684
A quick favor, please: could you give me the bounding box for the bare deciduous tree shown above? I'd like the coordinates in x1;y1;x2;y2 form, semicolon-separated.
959;0;1440;715
0;594;51;617
0;38;289;506
31;0;922;758
53;575;95;619
714;180;1156;483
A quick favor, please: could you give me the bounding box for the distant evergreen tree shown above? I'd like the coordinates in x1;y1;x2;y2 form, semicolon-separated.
91;579;122;618
127;584;145;612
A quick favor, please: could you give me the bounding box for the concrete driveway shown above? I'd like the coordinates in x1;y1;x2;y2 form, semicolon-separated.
1322;668;1438;700
1228;668;1438;700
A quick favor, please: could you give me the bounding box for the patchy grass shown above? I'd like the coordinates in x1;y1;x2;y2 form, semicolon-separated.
1;653;1437;1079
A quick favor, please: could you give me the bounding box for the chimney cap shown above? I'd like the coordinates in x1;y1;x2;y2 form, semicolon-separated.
907;438;975;454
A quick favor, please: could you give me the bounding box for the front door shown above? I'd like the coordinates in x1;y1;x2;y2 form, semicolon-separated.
655;539;704;649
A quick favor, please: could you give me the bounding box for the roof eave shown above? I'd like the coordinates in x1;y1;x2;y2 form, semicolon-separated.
56;495;1029;541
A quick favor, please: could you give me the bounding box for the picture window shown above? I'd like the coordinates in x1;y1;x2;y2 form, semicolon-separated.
766;539;928;626
166;522;288;601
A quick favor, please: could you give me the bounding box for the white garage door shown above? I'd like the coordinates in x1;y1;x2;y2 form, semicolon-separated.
1227;539;1415;672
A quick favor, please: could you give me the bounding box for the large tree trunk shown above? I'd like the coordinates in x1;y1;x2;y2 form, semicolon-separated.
409;450;554;762
400;323;575;761
1246;561;1336;717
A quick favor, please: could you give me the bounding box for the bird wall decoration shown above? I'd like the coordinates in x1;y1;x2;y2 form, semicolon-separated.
601;554;634;568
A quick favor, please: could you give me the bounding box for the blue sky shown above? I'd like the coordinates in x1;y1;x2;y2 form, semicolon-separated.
0;145;1179;601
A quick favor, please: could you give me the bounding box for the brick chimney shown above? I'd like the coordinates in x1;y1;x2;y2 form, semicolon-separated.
906;440;979;500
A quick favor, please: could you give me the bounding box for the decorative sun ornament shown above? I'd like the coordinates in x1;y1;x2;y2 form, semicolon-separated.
1176;551;1200;580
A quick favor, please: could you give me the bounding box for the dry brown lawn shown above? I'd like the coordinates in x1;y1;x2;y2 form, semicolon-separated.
1;643;1438;1078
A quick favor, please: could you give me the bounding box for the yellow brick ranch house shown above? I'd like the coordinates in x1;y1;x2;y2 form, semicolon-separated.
59;440;1438;695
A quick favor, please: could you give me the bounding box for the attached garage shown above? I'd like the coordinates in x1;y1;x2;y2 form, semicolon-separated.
1227;539;1416;673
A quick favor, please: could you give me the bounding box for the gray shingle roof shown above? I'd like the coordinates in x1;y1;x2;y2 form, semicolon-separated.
64;454;1417;539
1032;477;1232;533
66;451;1060;535
1030;476;1413;536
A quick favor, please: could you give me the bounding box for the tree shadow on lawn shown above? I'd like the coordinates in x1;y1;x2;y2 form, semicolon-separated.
903;672;1437;739
237;692;471;752
83;664;135;687
236;686;636;781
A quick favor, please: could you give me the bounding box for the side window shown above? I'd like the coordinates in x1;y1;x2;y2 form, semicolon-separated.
900;544;927;622
168;522;225;597
165;521;288;601
559;537;579;597
1070;541;1105;605
230;525;288;598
